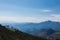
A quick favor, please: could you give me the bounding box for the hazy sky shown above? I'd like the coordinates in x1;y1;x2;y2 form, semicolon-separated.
0;0;60;23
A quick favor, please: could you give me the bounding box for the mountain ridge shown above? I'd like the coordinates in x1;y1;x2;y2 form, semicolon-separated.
1;20;60;36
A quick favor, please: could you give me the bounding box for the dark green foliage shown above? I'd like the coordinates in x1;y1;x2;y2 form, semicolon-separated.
0;24;46;40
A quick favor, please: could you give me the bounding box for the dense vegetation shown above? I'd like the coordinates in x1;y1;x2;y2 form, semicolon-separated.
0;24;46;40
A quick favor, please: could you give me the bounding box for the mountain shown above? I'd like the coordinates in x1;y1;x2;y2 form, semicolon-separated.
0;24;46;40
48;31;60;40
1;21;60;37
37;28;55;38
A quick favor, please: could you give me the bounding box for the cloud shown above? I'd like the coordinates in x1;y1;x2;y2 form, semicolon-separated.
41;9;52;12
36;9;52;13
0;14;60;23
0;16;48;23
49;14;60;22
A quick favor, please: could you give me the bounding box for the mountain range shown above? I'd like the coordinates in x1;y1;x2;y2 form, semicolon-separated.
0;20;60;40
1;21;60;37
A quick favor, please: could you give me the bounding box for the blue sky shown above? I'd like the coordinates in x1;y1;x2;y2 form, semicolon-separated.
0;0;60;23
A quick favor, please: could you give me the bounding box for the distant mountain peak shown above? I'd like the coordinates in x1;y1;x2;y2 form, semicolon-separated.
46;20;52;22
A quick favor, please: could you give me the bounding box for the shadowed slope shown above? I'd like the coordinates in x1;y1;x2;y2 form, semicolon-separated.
0;24;46;40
